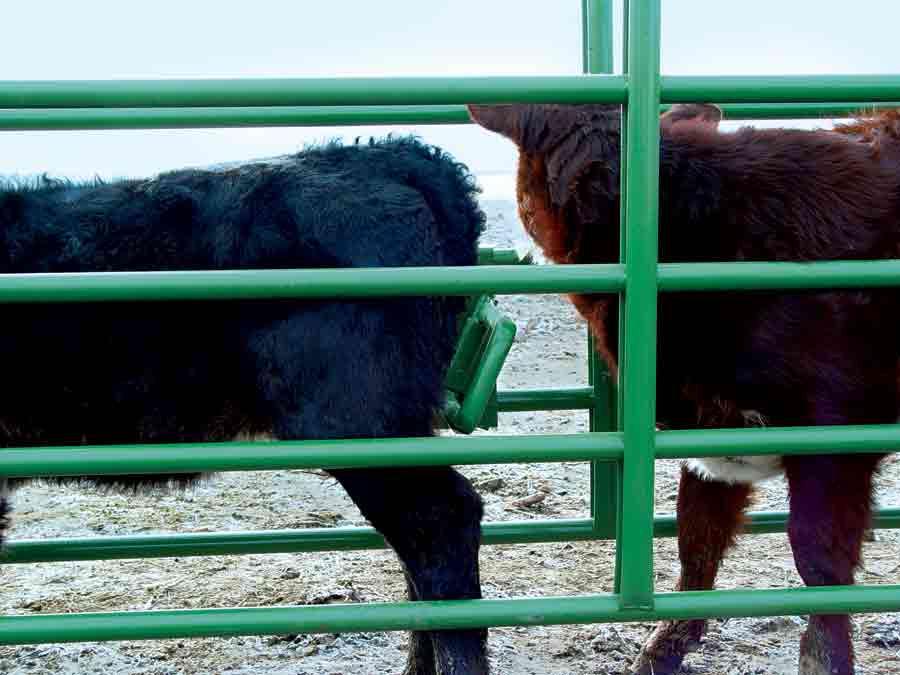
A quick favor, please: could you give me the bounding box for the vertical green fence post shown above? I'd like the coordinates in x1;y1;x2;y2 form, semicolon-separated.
614;1;631;593
583;0;621;548
618;0;661;610
583;0;614;73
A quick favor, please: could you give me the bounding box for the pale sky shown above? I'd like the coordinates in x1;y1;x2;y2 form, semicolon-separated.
3;1;900;199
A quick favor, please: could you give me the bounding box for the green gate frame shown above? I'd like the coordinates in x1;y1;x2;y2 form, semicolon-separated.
2;0;900;646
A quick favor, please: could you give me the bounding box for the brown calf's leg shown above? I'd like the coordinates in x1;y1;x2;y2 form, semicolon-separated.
629;465;753;675
784;454;880;675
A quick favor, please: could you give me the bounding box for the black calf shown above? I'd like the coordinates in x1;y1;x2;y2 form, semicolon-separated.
0;136;488;675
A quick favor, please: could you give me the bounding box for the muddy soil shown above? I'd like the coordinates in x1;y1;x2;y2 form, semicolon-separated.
1;200;898;674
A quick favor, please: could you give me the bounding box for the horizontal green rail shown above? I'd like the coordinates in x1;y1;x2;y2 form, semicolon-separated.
654;424;900;458
661;74;900;104
495;387;595;412
0;265;625;303
5;102;900;131
4;259;900;304
4;508;899;565
3;75;900;110
0;105;472;130
0;433;624;478
0;519;599;564
653;507;900;538
713;102;900;120
0;76;627;109
3;584;899;645
2;424;900;478
659;260;900;291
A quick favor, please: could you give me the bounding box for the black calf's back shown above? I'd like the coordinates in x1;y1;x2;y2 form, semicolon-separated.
0;137;484;460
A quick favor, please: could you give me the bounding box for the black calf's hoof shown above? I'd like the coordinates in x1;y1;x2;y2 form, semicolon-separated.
401;655;489;675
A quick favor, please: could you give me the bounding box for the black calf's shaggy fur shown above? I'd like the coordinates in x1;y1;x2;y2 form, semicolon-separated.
0;137;489;675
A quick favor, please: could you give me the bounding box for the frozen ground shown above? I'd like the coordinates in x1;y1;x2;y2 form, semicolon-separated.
1;200;899;674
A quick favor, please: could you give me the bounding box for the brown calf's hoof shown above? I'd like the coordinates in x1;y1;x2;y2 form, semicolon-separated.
628;619;705;675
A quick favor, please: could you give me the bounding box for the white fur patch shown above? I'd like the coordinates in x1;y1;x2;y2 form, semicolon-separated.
686;455;783;484
684;409;783;485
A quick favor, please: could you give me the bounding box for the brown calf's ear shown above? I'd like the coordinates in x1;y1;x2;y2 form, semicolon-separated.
469;104;599;155
660;103;723;133
467;104;529;146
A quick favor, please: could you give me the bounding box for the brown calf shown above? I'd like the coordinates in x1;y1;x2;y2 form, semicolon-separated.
468;102;900;675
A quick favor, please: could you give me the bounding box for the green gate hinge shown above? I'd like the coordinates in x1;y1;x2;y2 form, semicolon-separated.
440;247;522;434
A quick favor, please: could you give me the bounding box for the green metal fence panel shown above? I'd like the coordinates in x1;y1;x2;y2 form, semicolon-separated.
3;0;900;650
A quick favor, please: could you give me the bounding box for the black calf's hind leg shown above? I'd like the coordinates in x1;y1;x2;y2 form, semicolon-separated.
333;468;488;675
248;309;489;674
402;575;437;674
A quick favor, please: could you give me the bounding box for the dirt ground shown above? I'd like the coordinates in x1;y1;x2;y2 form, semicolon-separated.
1;200;899;675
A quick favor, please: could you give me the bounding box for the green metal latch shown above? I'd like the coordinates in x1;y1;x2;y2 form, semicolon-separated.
440;247;520;434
